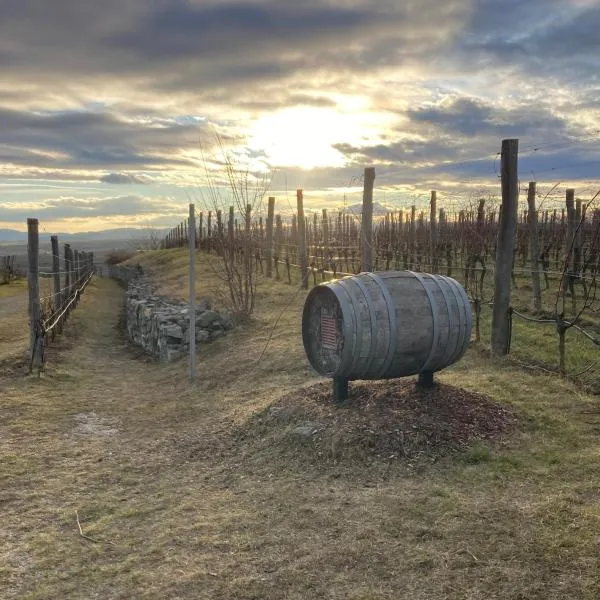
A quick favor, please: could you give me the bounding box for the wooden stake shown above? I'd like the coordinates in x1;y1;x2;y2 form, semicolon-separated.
27;218;42;371
266;197;275;278
491;139;519;356
361;167;375;272
50;235;61;313
297;190;308;289
188;203;196;382
527;182;542;310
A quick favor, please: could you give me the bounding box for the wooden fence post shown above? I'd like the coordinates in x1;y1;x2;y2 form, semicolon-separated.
297;190;308;288
227;206;234;263
188;203;196;383
361;167;375;272
275;214;282;280
565;189;576;311
73;249;79;288
64;244;71;305
245;203;252;277
266;197;275;277
27;218;42;371
50;235;61;312
527;182;542;310
410;205;416;269
491;138;519;356
430;191;438;272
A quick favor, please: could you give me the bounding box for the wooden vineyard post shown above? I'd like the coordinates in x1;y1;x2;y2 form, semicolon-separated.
50;235;61;313
297;190;308;289
64;244;71;305
67;245;74;299
565;189;576;312
361;167;375;272
491;138;519;356
430;191;438;272
73;249;80;307
188;203;196;382
245;203;252;280
410;205;416;270
274;214;282;281
266;197;275;277
322;209;329;279
228;206;235;266
527;182;542;310
27;218;43;371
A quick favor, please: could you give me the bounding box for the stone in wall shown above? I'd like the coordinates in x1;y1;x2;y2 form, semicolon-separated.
111;264;235;361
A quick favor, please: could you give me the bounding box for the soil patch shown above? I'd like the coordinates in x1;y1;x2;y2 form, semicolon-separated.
240;379;518;466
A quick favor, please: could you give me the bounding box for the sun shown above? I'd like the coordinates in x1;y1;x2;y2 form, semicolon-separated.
248;106;376;170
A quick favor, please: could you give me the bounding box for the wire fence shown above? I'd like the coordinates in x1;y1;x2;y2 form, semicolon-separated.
26;218;95;372
157;168;600;389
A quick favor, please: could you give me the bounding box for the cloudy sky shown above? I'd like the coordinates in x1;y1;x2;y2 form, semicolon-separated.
1;0;599;233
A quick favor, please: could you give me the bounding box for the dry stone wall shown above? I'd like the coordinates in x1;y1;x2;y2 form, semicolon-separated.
110;264;235;361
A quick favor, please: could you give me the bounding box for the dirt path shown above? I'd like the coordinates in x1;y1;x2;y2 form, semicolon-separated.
0;291;26;317
0;283;28;361
2;278;599;600
0;278;319;599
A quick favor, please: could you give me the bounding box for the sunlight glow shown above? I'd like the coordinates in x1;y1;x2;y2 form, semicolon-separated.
248;105;387;170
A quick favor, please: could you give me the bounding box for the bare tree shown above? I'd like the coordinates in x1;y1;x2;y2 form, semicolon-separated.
198;137;273;318
555;190;600;377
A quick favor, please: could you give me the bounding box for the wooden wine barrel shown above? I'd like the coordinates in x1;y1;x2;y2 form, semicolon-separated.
302;271;471;380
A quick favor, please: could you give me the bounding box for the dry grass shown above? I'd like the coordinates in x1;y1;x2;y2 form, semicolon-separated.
1;251;600;599
0;277;28;362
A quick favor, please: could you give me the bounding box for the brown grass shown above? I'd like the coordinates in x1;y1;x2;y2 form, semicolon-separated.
0;277;28;363
106;249;136;266
1;251;600;599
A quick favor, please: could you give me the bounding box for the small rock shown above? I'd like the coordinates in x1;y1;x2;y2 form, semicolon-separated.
166;348;183;361
196;329;210;343
197;297;212;311
162;324;184;339
197;310;220;328
293;423;322;439
221;312;235;330
210;329;225;340
268;406;292;420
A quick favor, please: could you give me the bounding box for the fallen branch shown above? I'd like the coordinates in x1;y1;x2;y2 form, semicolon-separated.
75;510;115;545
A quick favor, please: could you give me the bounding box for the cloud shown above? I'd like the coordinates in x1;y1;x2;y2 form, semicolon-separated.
0;195;186;223
448;1;600;82
406;97;569;138
1;0;600;231
0;0;470;94
0;107;218;178
100;172;150;184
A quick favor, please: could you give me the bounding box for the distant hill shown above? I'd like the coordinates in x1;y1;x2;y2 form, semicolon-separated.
0;227;166;243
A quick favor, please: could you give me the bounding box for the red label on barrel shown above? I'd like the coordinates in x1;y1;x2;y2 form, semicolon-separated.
320;313;337;349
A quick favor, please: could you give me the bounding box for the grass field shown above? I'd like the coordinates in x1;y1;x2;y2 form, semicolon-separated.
1;250;600;599
0;278;28;363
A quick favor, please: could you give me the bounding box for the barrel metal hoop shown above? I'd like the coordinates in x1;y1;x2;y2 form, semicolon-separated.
351;275;378;377
429;275;457;368
447;276;472;360
364;272;397;376
440;276;470;363
408;271;439;373
329;279;357;378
